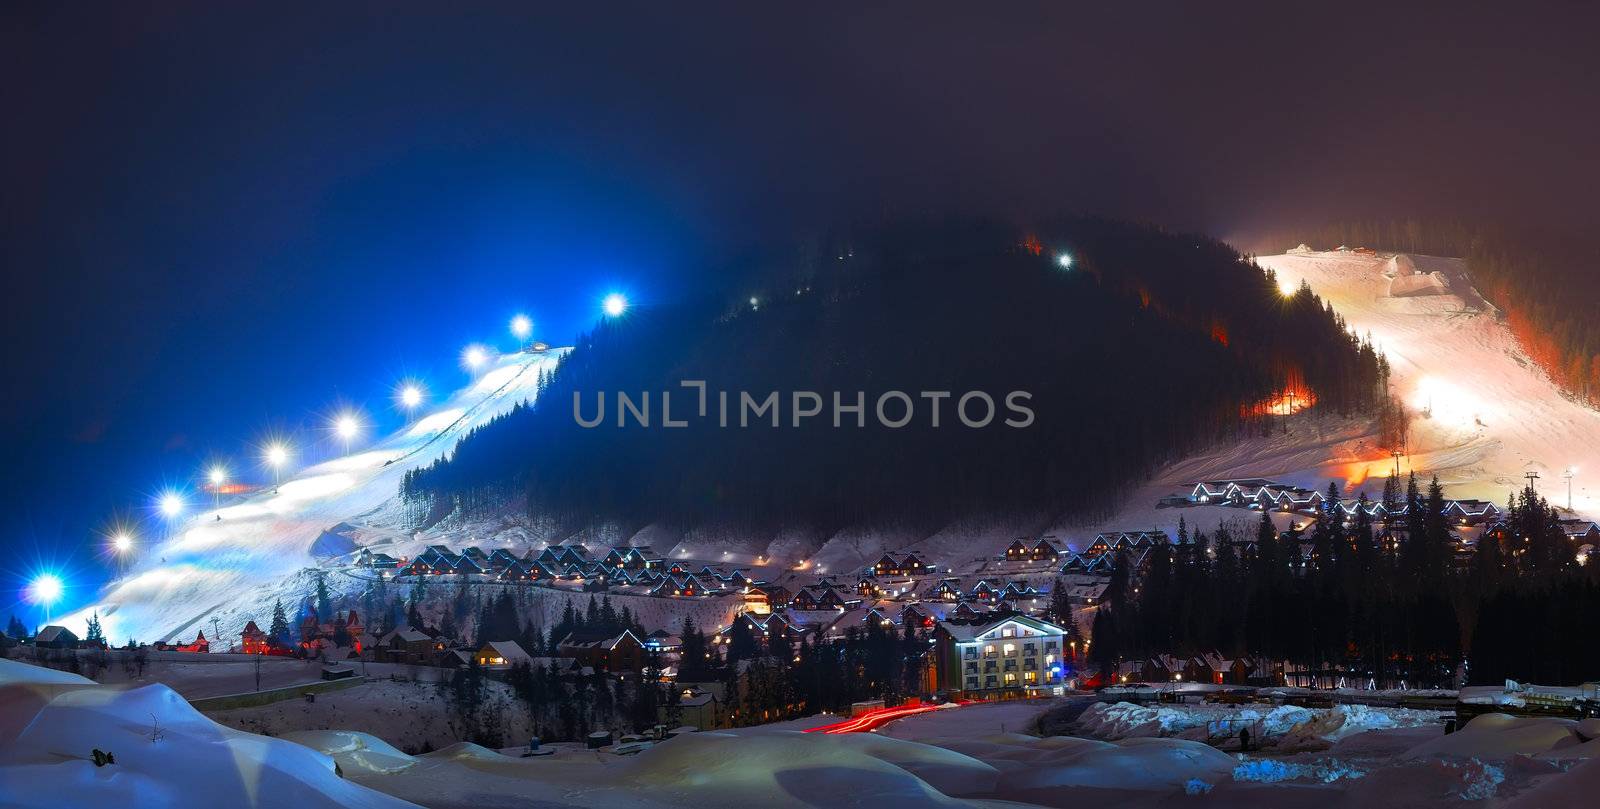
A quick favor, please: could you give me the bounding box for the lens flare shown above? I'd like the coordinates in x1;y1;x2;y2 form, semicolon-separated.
334;412;361;442
510;314;532;340
461;344;492;371
397;381;425;411
603;293;628;317
263;441;290;468
28;574;63;605
159;491;185;518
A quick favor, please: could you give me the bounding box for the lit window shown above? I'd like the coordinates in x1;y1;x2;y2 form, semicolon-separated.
1003;643;1016;655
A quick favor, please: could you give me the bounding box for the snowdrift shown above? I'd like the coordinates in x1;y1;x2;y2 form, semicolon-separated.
617;730;997;804
0;660;411;808
1388;270;1451;297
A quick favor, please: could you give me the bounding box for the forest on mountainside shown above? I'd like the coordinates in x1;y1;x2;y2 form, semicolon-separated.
1263;220;1600;408
402;219;1387;532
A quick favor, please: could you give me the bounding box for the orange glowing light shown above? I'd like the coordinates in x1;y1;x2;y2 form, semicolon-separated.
1210;322;1229;346
1246;367;1316;416
1021;234;1044;256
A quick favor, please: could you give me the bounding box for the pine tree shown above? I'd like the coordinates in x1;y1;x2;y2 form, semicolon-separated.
314;574;333;623
7;614;29;639
85;611;104;645
269;599;291;645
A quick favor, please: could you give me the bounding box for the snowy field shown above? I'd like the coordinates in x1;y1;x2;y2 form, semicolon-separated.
10;658;1600;807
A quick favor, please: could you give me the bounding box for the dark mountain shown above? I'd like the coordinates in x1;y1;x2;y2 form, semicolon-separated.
403;218;1386;532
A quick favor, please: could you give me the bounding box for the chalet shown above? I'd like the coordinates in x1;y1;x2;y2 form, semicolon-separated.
34;625;79;650
668;685;726;730
1558;519;1600;544
401;558;433;577
499;561;536;582
1082;536;1113;558
428;556;455;575
1188;480;1238;503
643;630;682;652
474;639;533;669
378;627;446;664
557;629;645;672
792;584;848;610
923;578;962;601
1003;539;1030;562
459;546;489;563
170;630;209;653
1030;538;1063;563
900;604;937;630
487;548;520;571
754;583;791;607
418;546;458;568
932;614;1069;695
451;556;486;576
1446;499;1503;526
1139;654;1183;682
1334;498;1388;522
240;620;271;654
357;550;401;569
1261;487;1325;512
1059;554;1089;573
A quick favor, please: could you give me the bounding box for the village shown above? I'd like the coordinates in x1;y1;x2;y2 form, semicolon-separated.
11;475;1598;753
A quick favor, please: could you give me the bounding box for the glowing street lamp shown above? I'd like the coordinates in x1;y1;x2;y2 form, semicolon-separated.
111;530;134;555
159;491;185;519
28;573;63;625
1056;253;1073;270
602;293;628;318
396;381;425;413
262;440;291;490
333;411;362;449
207;464;228;508
510;314;533;348
461;344;492;374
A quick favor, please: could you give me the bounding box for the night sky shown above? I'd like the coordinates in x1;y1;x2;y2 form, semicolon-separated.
5;3;1599;623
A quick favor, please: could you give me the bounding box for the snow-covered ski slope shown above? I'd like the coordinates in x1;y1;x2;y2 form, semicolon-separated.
1262;249;1600;503
65;349;567;644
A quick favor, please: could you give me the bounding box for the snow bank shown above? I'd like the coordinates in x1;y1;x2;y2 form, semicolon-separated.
1001;736;1236;791
1386;253;1418;276
1388;270;1451;297
0;661;411;808
618;730;996;804
1402;712;1599;761
1279;703;1444;751
0;658;100;745
281;729;419;774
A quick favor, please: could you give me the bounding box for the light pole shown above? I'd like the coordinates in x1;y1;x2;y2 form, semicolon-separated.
1565;467;1577;511
29;574;63;628
264;441;290;492
333;411;361;452
510;314;532;351
207;465;228;510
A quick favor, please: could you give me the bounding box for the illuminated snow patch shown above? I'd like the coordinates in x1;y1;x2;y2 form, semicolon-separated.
315;451;398;473
1412;375;1489;429
406;408;465;437
471;363;522;394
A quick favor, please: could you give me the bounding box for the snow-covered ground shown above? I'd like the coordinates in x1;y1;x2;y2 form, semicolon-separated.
1259;250;1600;507
10;657;1600;807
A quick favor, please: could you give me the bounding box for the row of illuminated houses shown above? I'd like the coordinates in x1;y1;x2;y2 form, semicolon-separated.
1184;478;1505;525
